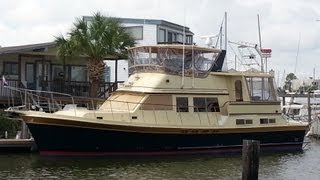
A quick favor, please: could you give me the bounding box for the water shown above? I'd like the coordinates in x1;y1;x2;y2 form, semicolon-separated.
0;138;319;180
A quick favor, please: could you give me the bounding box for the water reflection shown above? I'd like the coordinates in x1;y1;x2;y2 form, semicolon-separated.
0;139;319;179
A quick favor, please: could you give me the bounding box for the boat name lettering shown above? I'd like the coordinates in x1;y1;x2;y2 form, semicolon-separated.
181;129;220;134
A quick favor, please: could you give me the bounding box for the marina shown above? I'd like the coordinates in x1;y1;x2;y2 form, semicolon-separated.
0;0;320;179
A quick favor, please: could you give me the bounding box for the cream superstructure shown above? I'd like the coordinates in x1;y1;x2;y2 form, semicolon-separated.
50;45;303;129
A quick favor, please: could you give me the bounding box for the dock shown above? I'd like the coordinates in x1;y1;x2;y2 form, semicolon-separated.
0;138;36;152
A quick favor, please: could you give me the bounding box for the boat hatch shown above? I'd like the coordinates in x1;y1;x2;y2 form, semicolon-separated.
128;45;222;78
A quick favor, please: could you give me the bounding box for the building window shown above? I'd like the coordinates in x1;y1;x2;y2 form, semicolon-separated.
3;62;18;75
71;66;87;81
235;80;243;101
51;65;64;80
173;33;177;42
177;34;183;43
168;32;173;42
193;97;220;112
25;63;35;83
104;66;110;82
159;29;166;42
125;26;143;40
186;35;193;44
176;97;189;112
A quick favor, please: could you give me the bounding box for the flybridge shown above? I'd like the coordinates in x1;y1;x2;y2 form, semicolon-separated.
128;45;225;78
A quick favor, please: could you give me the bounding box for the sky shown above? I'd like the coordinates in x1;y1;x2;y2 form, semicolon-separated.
1;0;320;84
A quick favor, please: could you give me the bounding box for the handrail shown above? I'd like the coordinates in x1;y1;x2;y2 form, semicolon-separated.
4;86;74;112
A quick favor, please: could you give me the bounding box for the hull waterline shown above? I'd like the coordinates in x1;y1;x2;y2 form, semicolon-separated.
26;122;306;156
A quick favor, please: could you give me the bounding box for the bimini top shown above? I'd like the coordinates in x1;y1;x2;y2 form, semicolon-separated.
128;45;225;78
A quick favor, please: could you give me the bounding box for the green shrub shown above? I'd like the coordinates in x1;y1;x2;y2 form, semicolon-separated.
0;111;21;138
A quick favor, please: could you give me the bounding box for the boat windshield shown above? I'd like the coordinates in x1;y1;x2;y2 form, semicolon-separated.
128;45;221;78
246;77;276;101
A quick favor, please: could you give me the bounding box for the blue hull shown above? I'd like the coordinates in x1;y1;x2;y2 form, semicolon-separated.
26;123;306;156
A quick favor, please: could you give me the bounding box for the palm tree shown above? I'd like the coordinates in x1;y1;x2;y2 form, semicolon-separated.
55;12;135;97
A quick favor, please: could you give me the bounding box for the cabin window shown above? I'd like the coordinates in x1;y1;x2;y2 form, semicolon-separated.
125;26;143;40
260;118;276;124
269;118;276;123
246;77;276;101
236;119;245;125
235;80;243;101
236;119;252;125
141;95;173;110
245;119;253;124
3;62;18;75
193;97;220;112
260;118;269;124
99;93;145;111
176;97;189;112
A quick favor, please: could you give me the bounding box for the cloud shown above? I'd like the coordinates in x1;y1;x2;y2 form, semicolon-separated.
0;0;319;80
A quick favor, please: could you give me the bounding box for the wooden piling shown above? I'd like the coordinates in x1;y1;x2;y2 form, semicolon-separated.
21;121;29;139
242;140;260;180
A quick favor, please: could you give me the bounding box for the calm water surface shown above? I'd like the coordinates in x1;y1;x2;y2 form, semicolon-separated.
0;138;319;180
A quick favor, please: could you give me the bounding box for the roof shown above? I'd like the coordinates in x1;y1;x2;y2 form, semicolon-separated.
0;42;55;55
129;45;222;53
83;16;194;35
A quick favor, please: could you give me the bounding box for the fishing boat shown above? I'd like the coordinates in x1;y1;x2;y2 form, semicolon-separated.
8;44;308;155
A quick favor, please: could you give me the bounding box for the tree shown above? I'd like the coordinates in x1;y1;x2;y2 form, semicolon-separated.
55;12;135;97
283;73;297;92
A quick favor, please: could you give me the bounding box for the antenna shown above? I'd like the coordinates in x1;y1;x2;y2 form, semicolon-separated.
294;32;301;74
257;14;264;72
224;12;228;70
181;4;186;88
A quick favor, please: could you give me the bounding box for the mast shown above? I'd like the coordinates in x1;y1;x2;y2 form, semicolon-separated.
181;5;186;88
257;14;264;72
224;12;228;70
